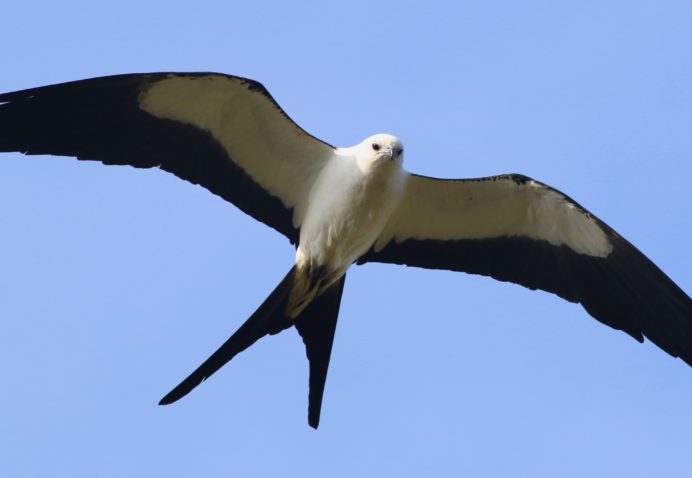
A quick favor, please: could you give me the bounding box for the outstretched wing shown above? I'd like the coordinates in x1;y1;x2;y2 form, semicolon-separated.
0;73;336;243
360;173;692;365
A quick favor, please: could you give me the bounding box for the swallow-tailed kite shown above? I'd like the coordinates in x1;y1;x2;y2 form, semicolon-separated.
1;73;690;428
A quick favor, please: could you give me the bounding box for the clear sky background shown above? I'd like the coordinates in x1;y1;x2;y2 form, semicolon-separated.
1;1;691;477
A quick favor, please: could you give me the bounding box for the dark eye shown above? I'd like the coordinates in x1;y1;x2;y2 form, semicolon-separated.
396;148;403;156
371;143;381;151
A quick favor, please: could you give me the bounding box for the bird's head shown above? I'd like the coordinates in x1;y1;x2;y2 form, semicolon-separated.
356;133;404;166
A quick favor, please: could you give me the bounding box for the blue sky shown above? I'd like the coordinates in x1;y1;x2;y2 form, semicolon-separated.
1;1;691;476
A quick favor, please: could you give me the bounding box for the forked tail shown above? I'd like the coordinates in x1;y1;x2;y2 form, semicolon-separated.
159;266;346;428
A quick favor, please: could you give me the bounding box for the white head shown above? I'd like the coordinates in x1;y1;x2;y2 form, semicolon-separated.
353;133;404;166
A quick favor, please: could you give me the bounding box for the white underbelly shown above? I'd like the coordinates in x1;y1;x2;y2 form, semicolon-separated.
296;155;405;273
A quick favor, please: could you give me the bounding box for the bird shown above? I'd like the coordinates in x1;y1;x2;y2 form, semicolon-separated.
0;72;690;429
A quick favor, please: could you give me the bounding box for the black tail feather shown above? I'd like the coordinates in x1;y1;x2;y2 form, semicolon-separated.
159;267;297;406
295;275;346;429
158;268;347;429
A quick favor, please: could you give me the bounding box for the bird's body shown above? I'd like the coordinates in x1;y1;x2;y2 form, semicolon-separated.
0;72;690;428
294;136;407;306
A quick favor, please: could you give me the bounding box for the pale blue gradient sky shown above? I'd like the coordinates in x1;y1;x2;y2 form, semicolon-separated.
1;1;691;477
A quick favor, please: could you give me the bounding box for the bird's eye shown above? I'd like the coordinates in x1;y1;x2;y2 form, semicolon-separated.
396;148;403;156
372;143;381;151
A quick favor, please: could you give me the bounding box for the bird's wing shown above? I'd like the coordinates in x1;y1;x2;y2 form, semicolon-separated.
359;173;692;364
0;73;336;243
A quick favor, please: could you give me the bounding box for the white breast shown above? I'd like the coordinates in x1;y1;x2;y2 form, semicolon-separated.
296;152;406;273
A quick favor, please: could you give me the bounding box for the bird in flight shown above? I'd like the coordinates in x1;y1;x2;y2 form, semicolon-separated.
1;73;690;428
